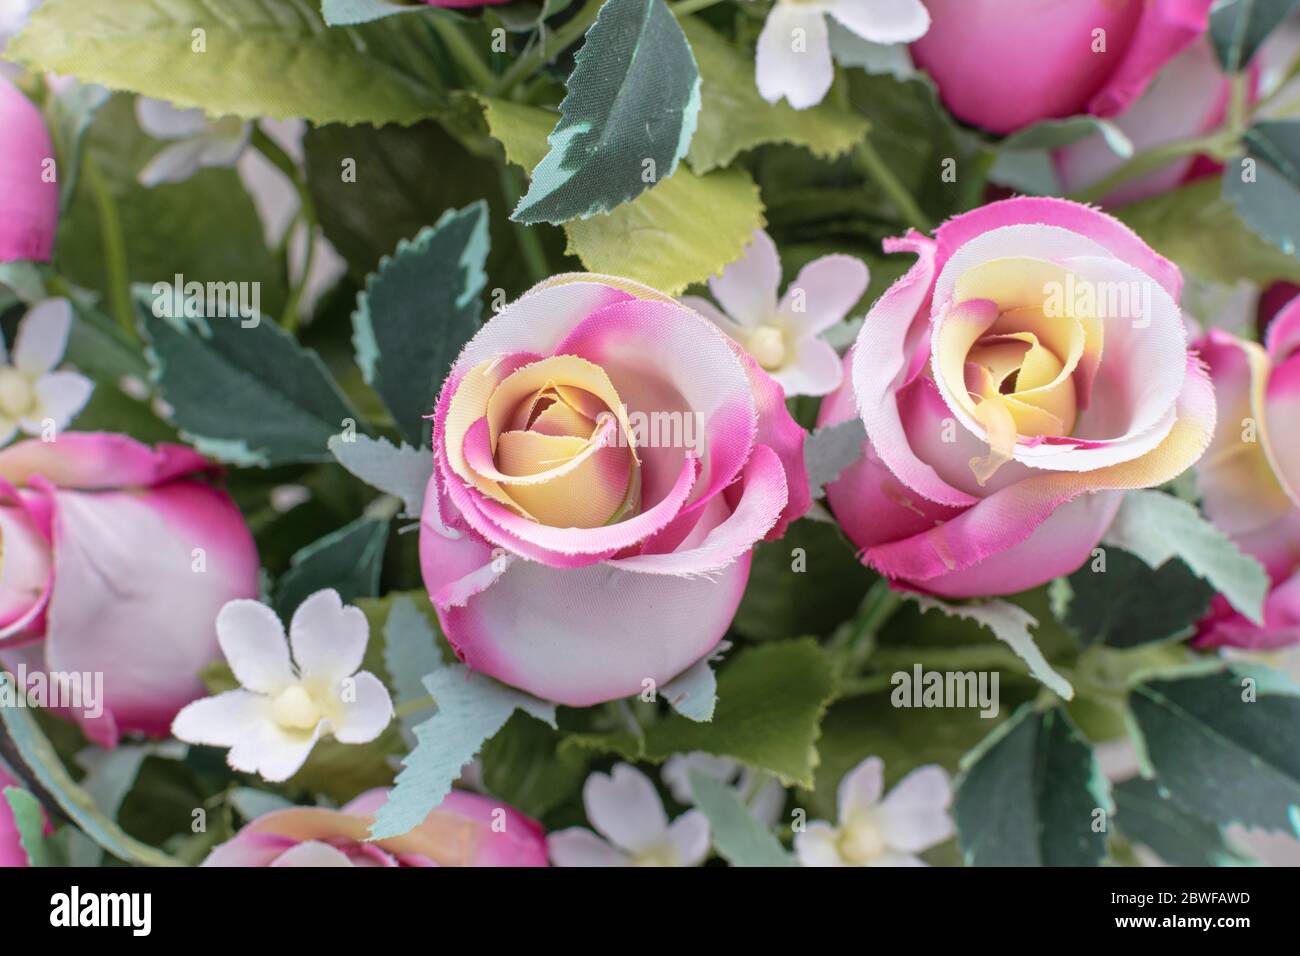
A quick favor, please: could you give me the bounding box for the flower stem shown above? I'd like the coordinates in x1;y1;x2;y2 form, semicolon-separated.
85;155;137;343
1069;131;1236;204
250;126;318;333
500;164;549;283
828;578;903;679
670;0;724;16
430;14;496;91
855;138;932;233
488;0;604;97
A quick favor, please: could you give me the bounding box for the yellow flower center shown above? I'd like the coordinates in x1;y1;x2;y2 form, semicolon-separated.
270;684;322;731
631;844;680;867
0;368;36;419
747;325;787;371
837;813;887;866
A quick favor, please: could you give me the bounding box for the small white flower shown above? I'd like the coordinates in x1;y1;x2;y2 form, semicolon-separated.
755;0;930;109
549;763;711;867
0;299;93;446
661;752;786;827
795;756;953;866
683;229;868;396
172;589;394;783
135;97;251;188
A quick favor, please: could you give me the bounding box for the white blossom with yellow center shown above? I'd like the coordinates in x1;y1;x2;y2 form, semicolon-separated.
136;97;251;187
796;756;953;867
0;299;92;446
682;229;868;397
172;589;393;783
548;764;711;867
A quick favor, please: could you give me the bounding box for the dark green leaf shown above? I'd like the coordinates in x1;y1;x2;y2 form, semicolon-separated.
1210;0;1300;73
1113;777;1252;867
1224;120;1300;254
273;515;391;618
480;712;592;819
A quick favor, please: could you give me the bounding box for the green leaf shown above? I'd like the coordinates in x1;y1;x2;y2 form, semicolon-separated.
1059;547;1215;649
0;263;47;304
43;79;111;213
140;302;360;467
480;712;591;819
734;518;874;642
999;116;1134;155
2;787;51;867
381;594;444;721
228;787;295;820
1223;121;1300;254
482;95;765;295
661;646;721;722
687;769;796;867
910;595;1074;700
804;418;865;500
328;434;433;518
954;704;1112;866
1210;0;1300;73
1116;178;1300;286
1103;489;1269;625
273;515;390;618
0;673;183;866
682;17;867;175
9;0;449;125
321;0;425;24
67;742;186;866
370;665;556;839
1128;665;1300;833
352;202;489;445
642;639;835;787
512;0;701;224
1113;777;1253;867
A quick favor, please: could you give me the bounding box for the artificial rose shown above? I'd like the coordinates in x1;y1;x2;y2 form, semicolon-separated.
0;433;259;746
203;788;548;867
911;0;1214;136
1193;296;1300;648
419;274;809;706
0;74;58;262
820;197;1216;597
0;764;45;868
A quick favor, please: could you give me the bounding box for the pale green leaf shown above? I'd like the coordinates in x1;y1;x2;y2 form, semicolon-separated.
687;769;796;867
328;433;433;519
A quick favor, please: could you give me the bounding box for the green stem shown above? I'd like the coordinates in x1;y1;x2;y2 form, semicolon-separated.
855;138;932;233
395;694;435;719
868;644;1032;675
499;165;549;283
1070;131;1234;204
430;14;496;91
488;0;604;97
251;126;318;333
669;0;723;16
84;156;136;343
828;578;903;678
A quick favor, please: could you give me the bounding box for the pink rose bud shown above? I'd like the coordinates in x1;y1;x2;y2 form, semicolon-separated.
0;75;58;262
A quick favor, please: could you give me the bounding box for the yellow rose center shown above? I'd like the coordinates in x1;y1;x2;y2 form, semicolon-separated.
747;325;787;371
270;684;322;731
0;368;36;420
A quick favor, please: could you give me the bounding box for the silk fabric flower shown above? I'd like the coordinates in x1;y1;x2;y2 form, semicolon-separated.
0;74;57;262
820;197;1216;597
0;433;259;746
911;0;1214;135
1194;296;1300;648
203;788;547;867
419;273;809;706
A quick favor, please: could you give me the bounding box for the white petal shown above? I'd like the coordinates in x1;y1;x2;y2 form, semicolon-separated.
171;689;267;748
135;97;210;140
289;588;369;684
838;756;884;823
665;810;711;866
778;254;870;336
584;763;669;854
138;138;209;187
773;337;844;397
879;765;954;852
707;229;782;326
756;6;835;111
227;719;320;783
828;0;930;44
747;774;788;828
679;295;748;342
331;671;393;744
869;850;928;867
196;118;252;168
547;828;630;867
216;599;294;694
271;841;355;867
0;418;17;448
30;371;94;431
660;752;739;805
14;298;71;375
794;821;847;866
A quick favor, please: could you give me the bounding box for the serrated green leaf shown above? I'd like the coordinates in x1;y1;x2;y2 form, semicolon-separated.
682;17;867;175
352;202;489;445
382;594;444;728
1210;0;1300;73
804;418;866;500
954;704;1112;866
2;787;51;867
1000;116;1134;155
661;646;721;722
66;741;187;866
512;0;700;224
1113;776;1253;867
328;433;433;518
480;712;592;818
482;95;765;295
9;0;449;125
321;0;424;24
1223;121;1300;254
140;302;360;467
1103;489;1269;625
642;639;835;787
687;769;796;867
273;515;390;618
370;665;556;839
1128;665;1300;834
1060;548;1215;649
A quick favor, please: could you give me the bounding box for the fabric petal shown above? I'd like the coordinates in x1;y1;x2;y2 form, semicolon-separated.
0;76;58;263
288;588;369;686
828;0;930;45
171;689;267;748
135;97;211;139
707;229;781;327
756;4;834;110
269;840;356;867
548;828;629;867
30;371;94;432
774;336;843;397
218;599;294;695
585;764;669;854
665;810;711;867
13;298;71;375
332;671;393;744
0;432;210;490
794;821;847;867
778;254;870;336
138;138;211;187
878;765;954;852
838;756;884;822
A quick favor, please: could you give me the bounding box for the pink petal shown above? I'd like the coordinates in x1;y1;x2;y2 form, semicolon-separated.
0;76;57;263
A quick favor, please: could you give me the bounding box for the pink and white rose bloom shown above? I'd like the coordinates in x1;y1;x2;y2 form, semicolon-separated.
0;433;259;746
1194;296;1300;649
203;788;548;867
683;229;868;397
911;0;1214;135
0;72;58;262
419;273;809;706
820;197;1216;598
